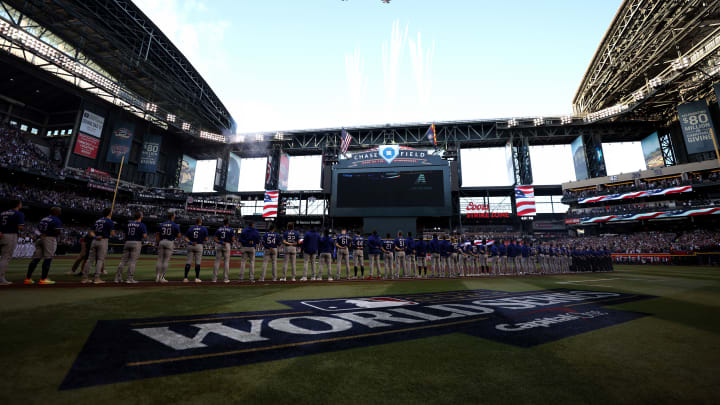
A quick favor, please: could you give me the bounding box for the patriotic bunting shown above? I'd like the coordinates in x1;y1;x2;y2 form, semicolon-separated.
578;186;692;204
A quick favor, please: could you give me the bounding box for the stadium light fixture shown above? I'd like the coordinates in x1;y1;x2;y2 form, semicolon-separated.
182;122;191;131
533;117;544;126
255;134;264;142
671;57;690;71
167;114;176;123
649;77;663;88
146;103;157;113
561;116;573;125
632;90;645;102
199;131;225;143
507;118;518;127
274;132;284;141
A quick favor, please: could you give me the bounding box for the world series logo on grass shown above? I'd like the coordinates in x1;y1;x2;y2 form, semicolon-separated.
60;288;653;390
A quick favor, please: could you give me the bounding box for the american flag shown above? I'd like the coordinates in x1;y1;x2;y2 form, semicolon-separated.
425;123;437;146
340;129;352;155
263;190;279;218
515;186;536;216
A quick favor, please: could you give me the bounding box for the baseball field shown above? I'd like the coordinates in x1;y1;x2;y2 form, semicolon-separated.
1;256;718;404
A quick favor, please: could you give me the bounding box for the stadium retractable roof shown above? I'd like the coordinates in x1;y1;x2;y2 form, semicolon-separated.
574;0;720;124
1;0;235;136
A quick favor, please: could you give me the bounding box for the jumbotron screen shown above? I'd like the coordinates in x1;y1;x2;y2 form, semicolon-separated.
336;170;445;208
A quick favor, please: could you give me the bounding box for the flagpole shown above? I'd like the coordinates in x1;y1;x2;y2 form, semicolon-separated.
110;155;125;218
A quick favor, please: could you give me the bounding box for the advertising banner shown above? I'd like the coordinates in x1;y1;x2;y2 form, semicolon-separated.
106;121;135;163
677;100;716;154
571;135;588;181
73;133;101;159
138;134;162;173
179;155;197;193
278;153;290;191
226;152;241;192
79;110;105;138
641;132;664;169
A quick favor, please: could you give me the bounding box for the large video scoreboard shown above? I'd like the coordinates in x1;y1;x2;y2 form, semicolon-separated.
330;146;451;217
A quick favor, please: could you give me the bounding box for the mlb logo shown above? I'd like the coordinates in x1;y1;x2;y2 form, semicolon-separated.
378;145;399;164
301;297;418;311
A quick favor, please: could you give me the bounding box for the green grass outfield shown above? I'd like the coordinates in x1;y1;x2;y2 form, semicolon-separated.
1;255;719;404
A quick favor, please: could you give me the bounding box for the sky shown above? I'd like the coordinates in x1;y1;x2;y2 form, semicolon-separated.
132;0;623;134
131;0;650;191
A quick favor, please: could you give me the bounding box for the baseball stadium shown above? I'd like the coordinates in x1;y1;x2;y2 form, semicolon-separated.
1;1;719;404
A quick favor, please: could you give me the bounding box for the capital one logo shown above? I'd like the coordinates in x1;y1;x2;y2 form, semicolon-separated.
379;145;399;164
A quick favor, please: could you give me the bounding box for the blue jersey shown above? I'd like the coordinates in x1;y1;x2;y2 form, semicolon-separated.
93;217;114;239
126;221;147;241
382;239;395;252
0;209;24;234
319;236;334;254
352;235;365;250
405;237;415;253
429;238;440;254
414;240;426;256
489;245;499;257
507;243;517;258
367;235;382;254
439;240;451;257
159;221;181;241
394;237;407;251
214;226;235;244
283;230;300;246
521;245;531;257
302;231;319;254
38;215;62;237
186;225;208;244
262;232;280;249
239;227;260;247
336;233;352;248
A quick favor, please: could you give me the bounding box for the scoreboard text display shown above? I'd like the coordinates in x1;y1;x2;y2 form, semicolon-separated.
330;145;452;217
336;171;445;208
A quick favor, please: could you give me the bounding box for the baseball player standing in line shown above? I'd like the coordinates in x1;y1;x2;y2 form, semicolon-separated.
81;208;114;284
26;207;63;285
404;232;415;277
367;230;382;279
393;231;406;278
239;221;260;282
318;229;334;281
335;228;352;279
351;231;365;279
155;212;181;283
282;223;299;281
212;218;235;283
0;200;24;285
115;211;147;283
429;234;440;277
381;233;395;279
184;218;208;283
261;224;280;281
301;227;320;281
